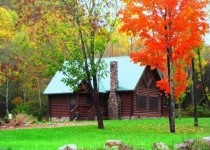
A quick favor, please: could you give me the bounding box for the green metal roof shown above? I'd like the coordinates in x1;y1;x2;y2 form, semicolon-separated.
43;56;145;95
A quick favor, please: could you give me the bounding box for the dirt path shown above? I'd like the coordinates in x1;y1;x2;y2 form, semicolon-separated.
0;121;97;130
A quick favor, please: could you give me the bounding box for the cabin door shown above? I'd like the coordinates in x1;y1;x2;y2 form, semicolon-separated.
120;92;133;117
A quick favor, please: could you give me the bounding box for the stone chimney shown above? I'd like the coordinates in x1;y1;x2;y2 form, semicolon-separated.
110;61;118;91
108;61;120;119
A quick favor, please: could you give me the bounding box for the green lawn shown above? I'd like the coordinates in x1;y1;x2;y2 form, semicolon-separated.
0;118;209;150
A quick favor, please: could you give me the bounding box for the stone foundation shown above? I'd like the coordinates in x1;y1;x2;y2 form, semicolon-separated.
50;117;70;122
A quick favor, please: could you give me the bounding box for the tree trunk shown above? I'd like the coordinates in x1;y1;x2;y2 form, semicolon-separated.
178;104;181;119
22;88;27;103
197;48;209;103
37;81;42;112
92;90;104;129
164;8;175;133
92;75;104;129
130;37;133;53
168;95;175;133
5;79;9;115
191;58;198;126
167;47;175;133
37;80;42;121
38;87;42;115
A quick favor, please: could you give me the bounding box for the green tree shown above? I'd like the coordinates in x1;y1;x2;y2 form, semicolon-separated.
56;0;119;129
191;45;210;126
194;46;209;104
0;7;15;48
104;23;143;56
0;7;18;115
17;0;119;129
0;0;16;8
12;25;48;117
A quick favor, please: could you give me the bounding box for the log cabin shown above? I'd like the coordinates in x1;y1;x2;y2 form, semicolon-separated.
44;56;168;121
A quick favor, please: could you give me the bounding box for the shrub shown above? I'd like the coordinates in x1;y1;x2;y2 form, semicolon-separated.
12;103;30;115
4;116;10;124
11;97;23;106
9;114;36;127
175;108;186;118
197;105;210;117
12;100;47;119
183;104;210;117
182;105;194;117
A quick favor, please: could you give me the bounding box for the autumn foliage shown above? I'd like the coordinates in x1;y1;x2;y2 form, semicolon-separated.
119;0;209;100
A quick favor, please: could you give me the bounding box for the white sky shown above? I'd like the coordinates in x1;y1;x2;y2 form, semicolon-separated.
204;4;210;46
204;33;210;46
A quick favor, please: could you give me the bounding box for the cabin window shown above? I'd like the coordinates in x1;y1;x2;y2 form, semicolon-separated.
86;94;92;105
136;95;147;111
100;94;108;105
69;95;76;110
149;96;158;112
163;97;168;107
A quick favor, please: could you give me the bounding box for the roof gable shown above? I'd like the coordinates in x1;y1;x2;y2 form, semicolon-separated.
135;66;160;90
102;56;145;91
43;56;145;95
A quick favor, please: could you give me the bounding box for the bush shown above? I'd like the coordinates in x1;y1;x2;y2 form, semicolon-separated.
182;105;194;117
183;104;210;117
197;105;210;117
175;108;186;118
12;103;30;115
9;114;36;127
12;100;47;119
11;97;23;105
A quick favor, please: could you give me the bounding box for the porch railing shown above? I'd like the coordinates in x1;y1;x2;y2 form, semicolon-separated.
87;106;95;120
69;105;78;121
69;105;92;120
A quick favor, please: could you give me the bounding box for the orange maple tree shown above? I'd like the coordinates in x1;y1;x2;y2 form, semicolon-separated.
119;0;209;100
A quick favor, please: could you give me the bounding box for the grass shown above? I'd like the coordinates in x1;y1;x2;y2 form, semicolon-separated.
0;118;210;150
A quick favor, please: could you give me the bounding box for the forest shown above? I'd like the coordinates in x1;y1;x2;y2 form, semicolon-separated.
0;0;209;125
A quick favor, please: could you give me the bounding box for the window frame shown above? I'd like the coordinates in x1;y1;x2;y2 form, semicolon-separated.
148;95;159;112
136;94;147;111
86;94;92;106
136;93;160;113
69;95;77;110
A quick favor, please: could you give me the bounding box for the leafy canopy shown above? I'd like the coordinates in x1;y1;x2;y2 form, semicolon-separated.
0;7;16;47
119;0;209;100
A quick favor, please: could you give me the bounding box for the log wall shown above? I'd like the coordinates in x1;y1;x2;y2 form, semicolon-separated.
133;89;162;117
119;92;133;117
49;94;70;118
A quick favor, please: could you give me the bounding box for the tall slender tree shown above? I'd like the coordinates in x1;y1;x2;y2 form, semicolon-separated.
0;7;17;115
191;58;198;126
196;48;209;103
17;0;120;129
119;0;209;133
